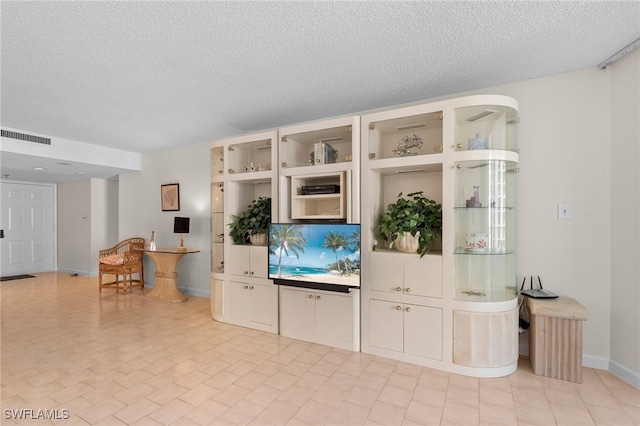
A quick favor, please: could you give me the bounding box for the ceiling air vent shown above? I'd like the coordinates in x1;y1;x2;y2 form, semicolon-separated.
1;129;51;145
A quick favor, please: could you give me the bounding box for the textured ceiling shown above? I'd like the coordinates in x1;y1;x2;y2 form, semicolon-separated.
1;1;639;181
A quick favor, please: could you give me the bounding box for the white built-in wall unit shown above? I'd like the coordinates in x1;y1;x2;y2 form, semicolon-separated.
211;95;518;376
210;131;279;333
276;117;361;351
360;95;519;377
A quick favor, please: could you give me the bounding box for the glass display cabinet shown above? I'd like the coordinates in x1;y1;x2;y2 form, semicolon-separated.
453;159;518;301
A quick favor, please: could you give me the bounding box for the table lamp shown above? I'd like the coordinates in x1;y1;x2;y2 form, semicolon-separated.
174;216;190;252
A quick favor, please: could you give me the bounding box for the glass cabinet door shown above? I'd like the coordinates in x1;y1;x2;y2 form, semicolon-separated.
453;160;517;302
367;111;443;161
211;182;224;273
454;105;518;152
211;146;224;177
227;138;272;175
280;125;354;169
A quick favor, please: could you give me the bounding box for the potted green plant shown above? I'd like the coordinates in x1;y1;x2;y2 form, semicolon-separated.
229;197;271;245
376;191;442;257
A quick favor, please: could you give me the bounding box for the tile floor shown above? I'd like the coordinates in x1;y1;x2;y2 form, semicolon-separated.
1;272;638;425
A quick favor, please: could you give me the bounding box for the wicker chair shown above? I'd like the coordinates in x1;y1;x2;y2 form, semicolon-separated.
98;238;145;293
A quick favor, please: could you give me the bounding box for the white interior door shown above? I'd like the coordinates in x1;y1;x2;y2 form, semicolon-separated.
1;182;55;276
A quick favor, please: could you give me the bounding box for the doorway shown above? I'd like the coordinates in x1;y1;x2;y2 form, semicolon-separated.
0;182;55;276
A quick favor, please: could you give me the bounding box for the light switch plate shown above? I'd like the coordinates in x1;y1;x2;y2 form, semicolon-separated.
558;203;572;220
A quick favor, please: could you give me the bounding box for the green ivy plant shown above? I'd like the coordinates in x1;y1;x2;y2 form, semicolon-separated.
229;197;271;244
376;191;442;257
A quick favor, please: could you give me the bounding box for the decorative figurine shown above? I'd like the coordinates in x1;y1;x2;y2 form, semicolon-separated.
391;134;423;156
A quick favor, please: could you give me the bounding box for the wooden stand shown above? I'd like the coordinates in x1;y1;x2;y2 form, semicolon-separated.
142;249;199;303
528;296;588;383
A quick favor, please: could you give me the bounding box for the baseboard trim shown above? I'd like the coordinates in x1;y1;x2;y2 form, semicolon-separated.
609;359;640;389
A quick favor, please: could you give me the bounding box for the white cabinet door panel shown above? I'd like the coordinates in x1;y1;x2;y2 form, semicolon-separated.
369;299;403;352
404;304;442;360
227;281;250;321
404;256;442;298
316;293;353;343
280;287;315;335
250;283;273;325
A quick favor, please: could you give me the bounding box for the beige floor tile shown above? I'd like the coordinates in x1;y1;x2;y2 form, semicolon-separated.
178;382;220;406
220;399;264;425
441;400;479;425
146;382;190;405
76;397;127;425
311;384;347;408
183;399;230;424
366;400;407;425
2;273;638;426
148;399;195;426
356;372;388;392
245;384;283;407
113;397;162;425
344;384;381;409
328;400;371;425
252;400;299;425
292;399;333;425
404;400;443;425
278;384;316;408
211;383;252;406
378;384;413;408
295;371;329;391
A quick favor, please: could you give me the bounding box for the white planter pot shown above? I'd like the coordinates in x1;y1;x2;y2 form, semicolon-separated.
249;232;268;246
394;232;420;253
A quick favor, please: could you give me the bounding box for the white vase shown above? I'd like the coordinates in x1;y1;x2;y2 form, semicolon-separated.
249;232;267;246
394;232;420;253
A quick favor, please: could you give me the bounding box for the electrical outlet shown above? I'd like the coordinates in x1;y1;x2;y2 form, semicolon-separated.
558;203;572;220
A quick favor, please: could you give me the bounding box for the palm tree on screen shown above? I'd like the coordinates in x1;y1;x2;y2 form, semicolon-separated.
269;224;306;277
322;231;346;274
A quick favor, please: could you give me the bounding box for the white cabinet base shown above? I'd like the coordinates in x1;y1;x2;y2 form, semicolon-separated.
279;286;360;352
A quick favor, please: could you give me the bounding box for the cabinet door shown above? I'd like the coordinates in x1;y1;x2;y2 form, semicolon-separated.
404;256;442;298
316;292;353;343
250;283;273;326
228;245;250;277
228;245;268;278
369;299;403;352
280;287;316;336
226;281;250;322
369;252;404;294
249;246;268;279
404;304;442;360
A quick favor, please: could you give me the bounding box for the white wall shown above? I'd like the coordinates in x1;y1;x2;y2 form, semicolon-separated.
58;177;119;275
609;48;640;386
466;69;613;366
57;179;92;275
119;141;211;298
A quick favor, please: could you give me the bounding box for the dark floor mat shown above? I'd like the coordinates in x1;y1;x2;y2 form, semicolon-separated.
0;274;36;282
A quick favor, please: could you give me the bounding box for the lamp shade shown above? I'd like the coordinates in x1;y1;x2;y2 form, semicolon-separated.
174;217;190;234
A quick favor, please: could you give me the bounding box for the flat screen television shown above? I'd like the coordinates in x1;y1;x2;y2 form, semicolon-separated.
268;223;361;293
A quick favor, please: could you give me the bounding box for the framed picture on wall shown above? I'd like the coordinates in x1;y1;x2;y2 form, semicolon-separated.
161;183;180;211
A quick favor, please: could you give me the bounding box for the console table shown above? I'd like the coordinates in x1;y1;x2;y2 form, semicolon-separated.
139;248;200;303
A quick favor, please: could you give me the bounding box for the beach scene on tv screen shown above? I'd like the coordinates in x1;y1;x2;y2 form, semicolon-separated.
269;223;360;287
